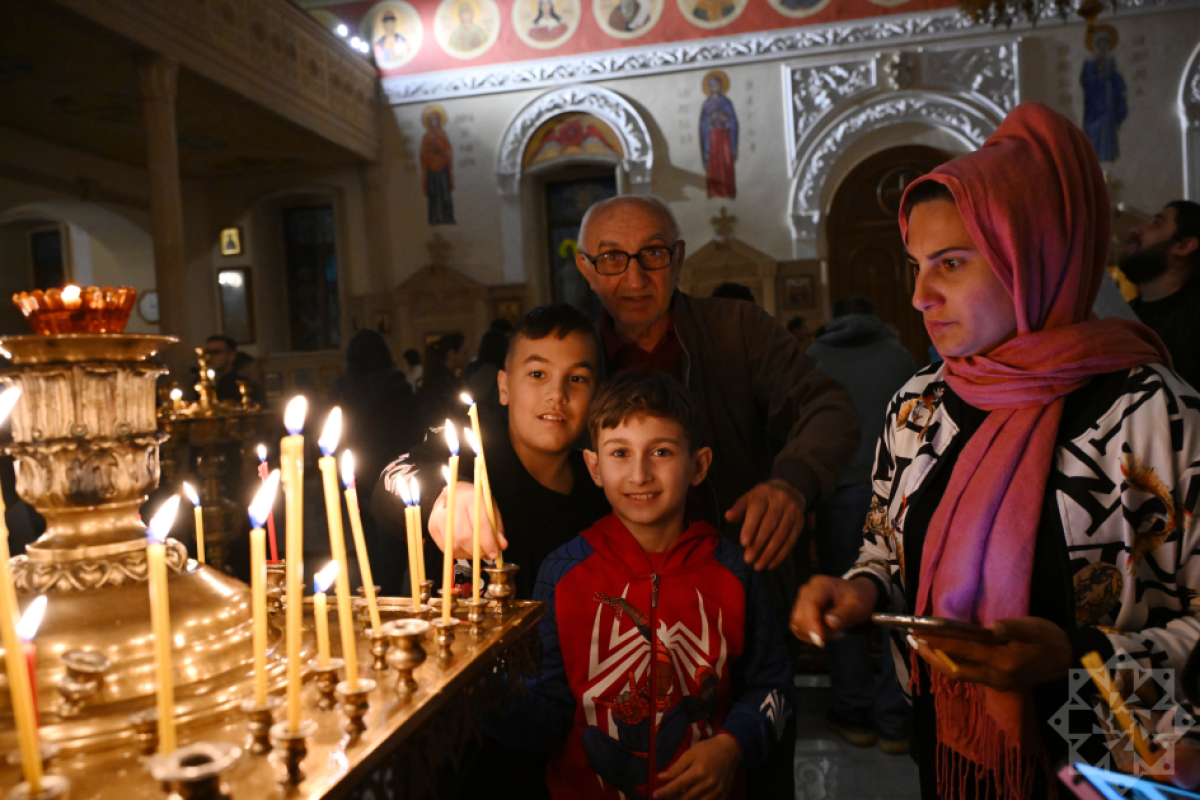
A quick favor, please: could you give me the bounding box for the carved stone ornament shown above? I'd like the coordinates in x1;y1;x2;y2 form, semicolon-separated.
1184;42;1200;130
494;84;653;196
786;58;877;167
922;41;1020;115
9;538;189;593
381;0;1193;105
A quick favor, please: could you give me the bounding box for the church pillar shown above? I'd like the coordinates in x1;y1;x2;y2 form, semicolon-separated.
137;56;187;340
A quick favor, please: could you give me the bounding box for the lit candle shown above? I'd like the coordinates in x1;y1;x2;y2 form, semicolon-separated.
257;444;279;562
181;482;204;564
395;479;421;611
0;386;41;791
281;396;307;733
170;388;183;413
341;451;381;635
147;496;181;754
312;562;338;669
410;477;426;587
461;393;501;566
442;421;459;625
464;428;484;601
15;596;47;726
317;408;358;688
248;470;280;707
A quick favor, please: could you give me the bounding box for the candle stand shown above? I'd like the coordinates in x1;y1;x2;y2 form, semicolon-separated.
308;658;344;711
483;564;521;616
335;679;376;741
420;580;434;606
264;563;286;615
382;619;429;696
465;598;489;636
267;719;317;786
368;632;390;674
55;650;112;719
433;619;460;661
148;741;240;800
238;696;280;756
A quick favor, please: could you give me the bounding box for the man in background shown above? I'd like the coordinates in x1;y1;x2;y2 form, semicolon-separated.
203;334;265;405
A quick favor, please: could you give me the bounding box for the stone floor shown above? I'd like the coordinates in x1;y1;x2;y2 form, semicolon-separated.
794;680;922;800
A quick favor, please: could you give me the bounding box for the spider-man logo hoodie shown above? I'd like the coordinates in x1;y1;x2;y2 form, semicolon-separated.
487;514;794;800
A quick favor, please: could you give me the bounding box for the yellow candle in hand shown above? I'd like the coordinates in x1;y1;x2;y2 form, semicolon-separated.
281;396;307;733
341;451;381;635
411;478;426;586
462;394;502;566
313;563;337;669
318;408;358;688
442;421;459;625
147;496;181;754
248;470;280;707
182;482;204;564
464;428;484;602
396;479;421;611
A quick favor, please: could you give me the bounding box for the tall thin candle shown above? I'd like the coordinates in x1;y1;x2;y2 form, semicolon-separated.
464;428;484;601
317;408;358;688
182;482;204;564
395;479;421;610
312;562;338;669
342;451;381;635
410;478;426;586
281;396;307;733
248;470;280;707
147;496;181;754
442;421;459;625
257;444;279;562
15;596;46;725
462;393;501;565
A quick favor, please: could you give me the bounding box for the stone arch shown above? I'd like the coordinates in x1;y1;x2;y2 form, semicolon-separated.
789;91;1001;255
1181;41;1200;200
493;84;654;197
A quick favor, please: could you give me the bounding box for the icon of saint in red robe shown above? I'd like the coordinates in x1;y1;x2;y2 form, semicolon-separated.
699;72;737;199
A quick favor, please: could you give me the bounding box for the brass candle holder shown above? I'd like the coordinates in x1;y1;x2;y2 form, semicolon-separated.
265;561;287;615
434;589;458;617
148;741;241;800
9;773;70;800
483;564;521;616
369;630;390;674
355;586;381;624
465;598;489;636
130;708;159;757
403;603;432;621
268;719;318;786
240;695;282;756
335;679;377;742
55;649;112;718
432;618;459;660
309;658;344;711
420;580;434;606
383;619;429;695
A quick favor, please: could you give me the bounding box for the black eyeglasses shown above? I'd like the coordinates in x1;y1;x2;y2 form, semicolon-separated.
579;242;680;276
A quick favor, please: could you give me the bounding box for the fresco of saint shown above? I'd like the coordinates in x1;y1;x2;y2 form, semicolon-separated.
699;72;738;199
420;106;455;226
1080;24;1127;162
449;2;488;52
529;0;568;40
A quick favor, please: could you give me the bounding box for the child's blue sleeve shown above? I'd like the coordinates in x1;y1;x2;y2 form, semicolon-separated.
483;549;580;751
716;550;795;767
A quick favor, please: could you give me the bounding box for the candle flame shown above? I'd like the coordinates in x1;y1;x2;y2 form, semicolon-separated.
15;596;47;642
394;474;412;504
249;469;281;528
62;285;80;302
340;450;355;488
256;444;267;462
206;369;215;379
318;407;342;456
148;495;182;544
181;481;200;507
170;388;182;401
444;420;458;456
0;386;21;426
464;427;481;456
283;396;307;435
460;392;474;406
410;476;420;505
314;561;339;594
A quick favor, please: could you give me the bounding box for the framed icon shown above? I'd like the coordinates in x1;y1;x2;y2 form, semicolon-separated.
220;227;243;257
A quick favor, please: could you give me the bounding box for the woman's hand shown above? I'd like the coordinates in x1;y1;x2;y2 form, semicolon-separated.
913;617;1073;692
790;576;878;648
653;732;740;799
426;483;507;560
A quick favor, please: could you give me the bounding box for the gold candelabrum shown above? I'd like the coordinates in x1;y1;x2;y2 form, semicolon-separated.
0;334;287;755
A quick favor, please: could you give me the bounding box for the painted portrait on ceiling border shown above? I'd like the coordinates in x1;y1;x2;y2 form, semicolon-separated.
677;0;749;29
514;0;581;49
594;0;663;40
362;1;423;69
766;0;834;19
434;0;501;60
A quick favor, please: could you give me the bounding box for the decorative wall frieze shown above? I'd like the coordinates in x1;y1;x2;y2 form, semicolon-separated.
785;58;877;168
381;0;1198;105
494;85;653;196
922;40;1019;115
9;539;189;593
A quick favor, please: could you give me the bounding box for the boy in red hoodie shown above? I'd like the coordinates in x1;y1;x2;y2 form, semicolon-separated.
489;370;794;800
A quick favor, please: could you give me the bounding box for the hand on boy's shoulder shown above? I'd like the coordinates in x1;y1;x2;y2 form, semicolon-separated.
654;732;741;800
724;479;807;572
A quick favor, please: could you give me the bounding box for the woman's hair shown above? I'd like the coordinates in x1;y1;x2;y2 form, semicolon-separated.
902;179;955;217
533;0;562;23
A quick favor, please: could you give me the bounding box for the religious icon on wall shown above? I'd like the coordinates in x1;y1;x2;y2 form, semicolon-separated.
434;0;500;59
220;227;242;256
699;71;738;199
523;113;624;167
1080;24;1127;163
677;0;748;28
766;0;833;18
514;0;580;49
420;105;456;226
594;0;662;39
365;1;423;69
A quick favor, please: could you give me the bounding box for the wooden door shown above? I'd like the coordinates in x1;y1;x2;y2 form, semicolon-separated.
827;146;952;365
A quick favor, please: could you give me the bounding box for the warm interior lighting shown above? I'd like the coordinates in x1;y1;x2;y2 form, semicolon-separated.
148;496;182;544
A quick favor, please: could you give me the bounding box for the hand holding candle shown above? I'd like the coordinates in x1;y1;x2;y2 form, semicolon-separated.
317;408;358;688
281;395;307;733
342;451;381;634
442;421;459;625
312;562;338;669
182;482;204;564
248;469;280;707
147;495;182;754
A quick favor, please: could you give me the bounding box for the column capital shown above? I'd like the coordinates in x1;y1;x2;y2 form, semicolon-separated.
137;56;179;104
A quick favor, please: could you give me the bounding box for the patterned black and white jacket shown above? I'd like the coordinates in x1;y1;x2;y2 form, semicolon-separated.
846;362;1200;690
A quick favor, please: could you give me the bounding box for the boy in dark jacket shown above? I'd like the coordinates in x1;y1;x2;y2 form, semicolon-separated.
490;371;794;800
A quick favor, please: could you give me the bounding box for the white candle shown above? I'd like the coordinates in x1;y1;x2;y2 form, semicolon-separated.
147;496;181;754
442;421;459;625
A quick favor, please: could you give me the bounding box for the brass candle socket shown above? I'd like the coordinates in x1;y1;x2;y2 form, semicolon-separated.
148;741;241;800
432;618;460;660
483;564;520;616
420;580;434;606
382;619;429;695
465;598;489;636
433;589;458;617
369;631;390;674
130;708;159;757
308;658;344;711
9;774;70;800
239;695;282;756
55;649;112;718
268;719;318;786
335;678;376;742
265;562;287;615
355;586;381;624
402;603;432;621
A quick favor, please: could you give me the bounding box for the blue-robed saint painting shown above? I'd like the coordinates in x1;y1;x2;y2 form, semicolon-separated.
1080;24;1127;163
699;71;738;199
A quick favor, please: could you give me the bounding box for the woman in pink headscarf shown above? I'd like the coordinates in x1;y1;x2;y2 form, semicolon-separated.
793;102;1200;798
